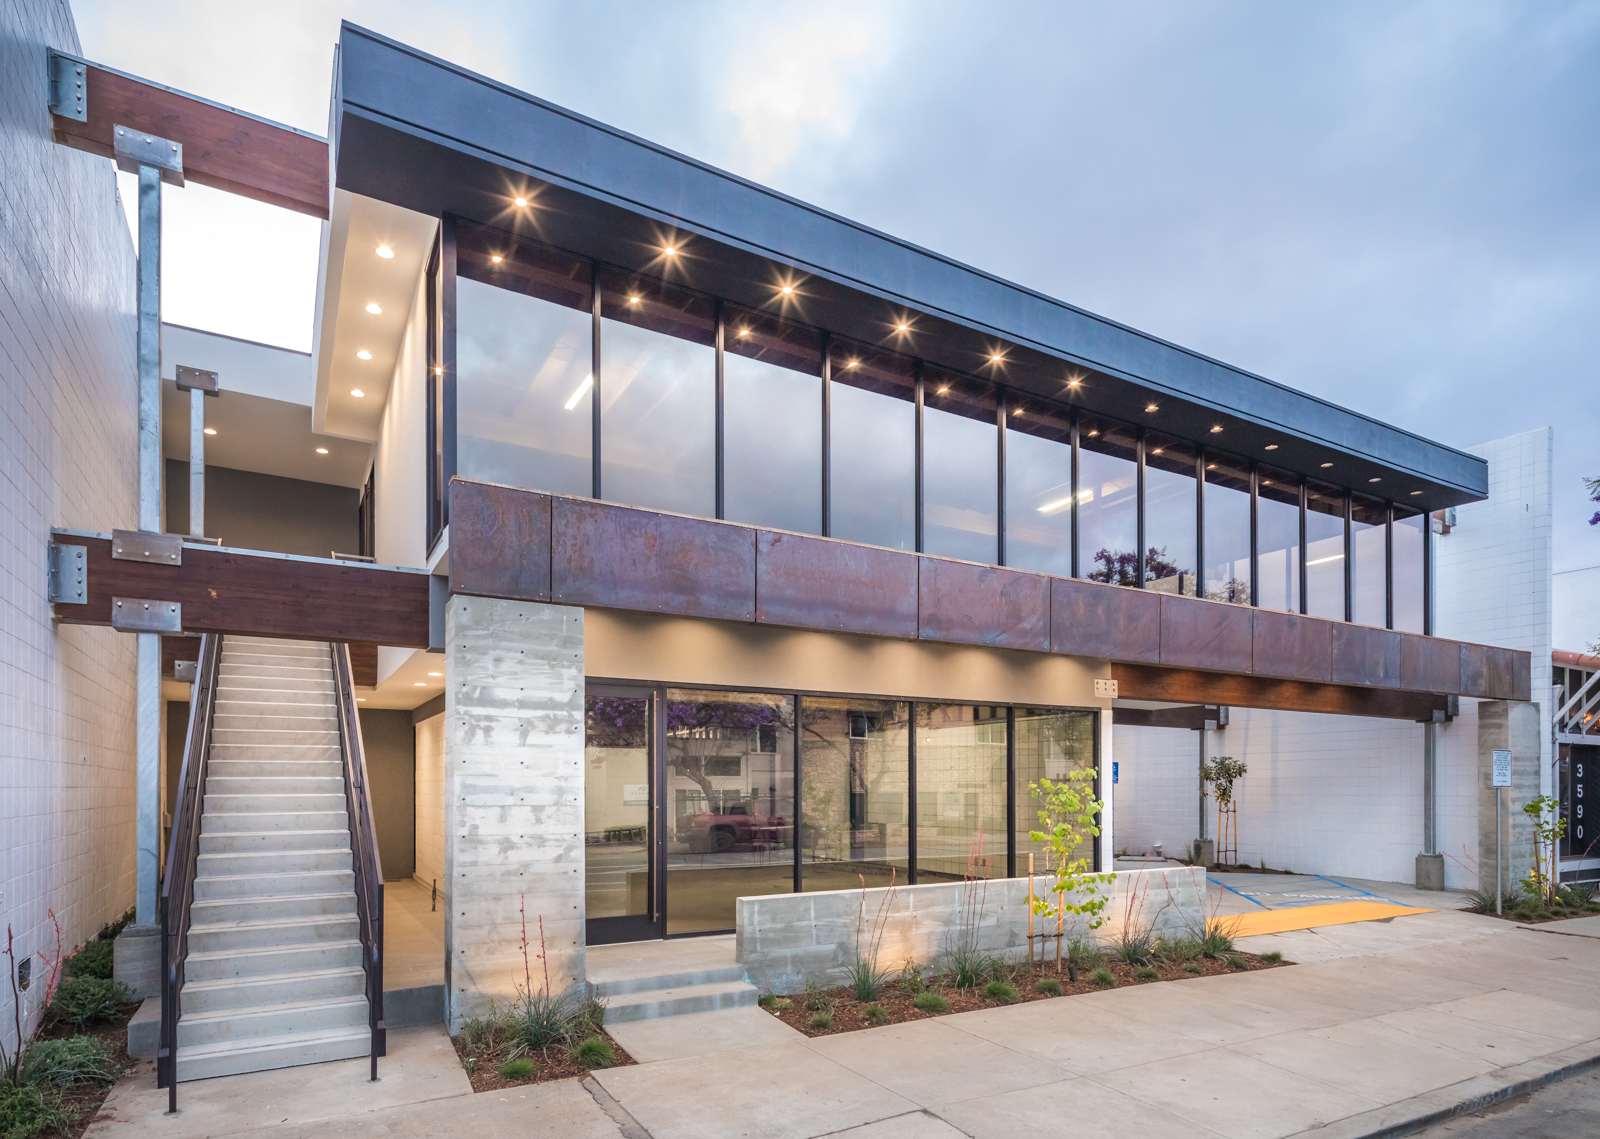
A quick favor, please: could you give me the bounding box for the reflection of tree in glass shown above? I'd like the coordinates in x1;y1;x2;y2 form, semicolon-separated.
1207;578;1250;604
1087;547;1178;586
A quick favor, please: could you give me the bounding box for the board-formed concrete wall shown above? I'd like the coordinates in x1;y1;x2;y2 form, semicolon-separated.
444;596;585;1030
736;866;1205;995
1477;700;1541;896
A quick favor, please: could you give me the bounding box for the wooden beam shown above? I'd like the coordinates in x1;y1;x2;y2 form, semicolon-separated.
57;534;428;648
51;57;328;219
1113;664;1448;722
1111;705;1218;730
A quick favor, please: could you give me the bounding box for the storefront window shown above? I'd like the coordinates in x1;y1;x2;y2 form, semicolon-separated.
915;704;1008;882
1204;454;1252;604
1012;709;1097;879
1393;506;1426;633
1257;468;1301;613
1306;480;1346;620
584;693;650;925
799;698;910;891
1143;434;1198;595
830;343;916;550
599;269;716;516
923;370;999;563
1351;493;1387;627
724;307;822;534
1004;405;1074;577
1077;415;1138;584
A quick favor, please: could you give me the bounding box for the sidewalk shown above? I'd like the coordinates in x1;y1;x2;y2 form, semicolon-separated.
89;903;1600;1139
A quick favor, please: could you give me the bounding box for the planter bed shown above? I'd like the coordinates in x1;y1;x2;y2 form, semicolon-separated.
765;952;1290;1037
451;1030;635;1093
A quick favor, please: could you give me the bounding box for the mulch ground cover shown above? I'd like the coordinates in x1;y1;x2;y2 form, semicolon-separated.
449;1031;635;1093
1474;905;1600;925
38;998;140;1139
767;951;1290;1037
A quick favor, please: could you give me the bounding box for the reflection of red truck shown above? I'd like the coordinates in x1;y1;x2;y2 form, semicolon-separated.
679;803;791;852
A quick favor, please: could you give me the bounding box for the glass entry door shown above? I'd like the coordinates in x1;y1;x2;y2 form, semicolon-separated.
584;687;662;944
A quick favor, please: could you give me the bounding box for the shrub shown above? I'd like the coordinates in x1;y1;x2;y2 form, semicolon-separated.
845;958;890;1003
758;993;776;1008
1182;962;1203;975
573;1036;614;1069
568;996;607;1040
97;909;134;944
771;998;793;1012
983;981;1019;1004
802;982;831;1012
1227;955;1249;971
1035;978;1062;996
1155;937;1202;964
947;944;991;990
863;1003;888;1024
1199;923;1236;959
913;992;948;1013
458;1005;512;1055
808;1013;833;1030
63;940;113;981
1259;951;1284;965
512;988;576;1052
1134;966;1159;980
1112;929;1153;967
0;1082;77;1139
45;977;130;1029
21;1036;120;1087
1090;968;1117;989
899;966;926;996
1065;937;1106;971
498;1057;535;1080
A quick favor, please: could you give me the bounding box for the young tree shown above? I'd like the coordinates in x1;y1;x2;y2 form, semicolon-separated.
1028;770;1115;971
1522;795;1567;908
1200;756;1248;865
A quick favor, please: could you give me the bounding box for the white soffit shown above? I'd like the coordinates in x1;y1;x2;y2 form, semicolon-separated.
313;189;437;442
162;323;313;405
161;381;370;489
356;646;446;710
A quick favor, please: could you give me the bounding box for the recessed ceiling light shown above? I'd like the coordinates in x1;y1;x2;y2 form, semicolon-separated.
1067;378;1081;388
1088;429;1099;437
514;196;528;207
664;246;678;256
1320;462;1333;468
896;323;909;332
1265;444;1278;450
365;303;382;315
1263;479;1272;486
1209;425;1223;433
351;389;365;398
737;328;749;337
1145;403;1158;413
356;697;366;702
780;284;794;295
203;427;216;436
937;386;949;395
490;254;503;264
414;681;427;686
434;366;443;376
356;350;372;360
316;447;329;454
847;360;859;368
375;245;394;259
1152;447;1164;455
1368;477;1381;483
990;354;1004;364
428;672;442;677
1207;463;1216;469
1012;408;1023;416
629;296;640;304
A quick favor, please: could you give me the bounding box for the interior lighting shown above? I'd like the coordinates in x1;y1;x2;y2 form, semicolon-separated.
1320;462;1333;468
203;427;216;436
375;245;394;259
990;354;1004;364
936;386;949;395
414;681;428;686
315;447;329;454
428;672;442;677
737;328;749;337
356;350;372;360
1307;553;1345;566
490;254;503;263
1037;495;1074;514
1152;447;1164;455
1410;490;1423;495
896;323;910;333
564;374;594;411
1210;425;1223;433
514;196;528;207
629;296;641;305
1067;378;1081;389
1262;479;1272;486
1265;444;1279;450
1145;403;1159;413
1088;429;1099;437
351;389;365;398
847;360;859;369
1368;477;1381;483
365;303;382;315
356;697;366;702
434;366;443;376
1207;463;1216;469
664;246;678;256
780;284;794;295
1012;407;1023;416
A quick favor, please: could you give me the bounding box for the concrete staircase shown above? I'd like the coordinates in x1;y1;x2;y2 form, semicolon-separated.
587;936;759;1024
177;635;371;1082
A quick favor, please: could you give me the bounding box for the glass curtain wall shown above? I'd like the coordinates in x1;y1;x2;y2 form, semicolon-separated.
584;692;652;926
1351;494;1388;627
1204;454;1252;604
598;269;716;516
1392;506;1426;633
724;306;823;533
1305;480;1346;619
915;704;1009;882
830;342;917;550
1257;468;1301;613
663;689;795;935
1078;415;1139;584
1012;709;1096;877
1004;403;1074;577
798;698;911;891
923;370;1000;563
456;224;594;497
1144;434;1198;595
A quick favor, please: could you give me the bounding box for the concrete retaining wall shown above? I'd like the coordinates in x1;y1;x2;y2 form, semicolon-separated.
736;866;1205;995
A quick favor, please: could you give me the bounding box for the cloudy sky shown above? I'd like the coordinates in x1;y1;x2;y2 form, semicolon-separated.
74;0;1600;574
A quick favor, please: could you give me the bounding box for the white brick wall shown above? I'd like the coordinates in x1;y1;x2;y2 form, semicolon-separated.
1114;428;1553;890
1;1;140;1051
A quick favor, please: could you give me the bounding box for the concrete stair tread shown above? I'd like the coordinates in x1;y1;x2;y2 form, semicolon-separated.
192;869;354;887
175;1022;370;1059
187;911;358;935
183;965;366;995
592;965;748;997
603;979;759;1023
192;890;356;914
188;937;362;964
179;994;368;1029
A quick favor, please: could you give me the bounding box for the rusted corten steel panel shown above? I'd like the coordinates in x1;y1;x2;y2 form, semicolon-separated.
449;481;552;602
1159;595;1253;674
58;535;429;646
1113;664;1448;722
1400;633;1461;694
51;62;329;219
1459;643;1489;697
551;499;756;621
1050;578;1160;662
756;531;917;637
1251;609;1333;682
1330;624;1403;689
1486;646;1530;702
918;558;1050;651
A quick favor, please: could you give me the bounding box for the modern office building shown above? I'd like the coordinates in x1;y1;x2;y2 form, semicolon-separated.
7;10;1549;1084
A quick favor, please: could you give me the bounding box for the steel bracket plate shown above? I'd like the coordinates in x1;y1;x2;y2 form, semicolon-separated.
174;365;220;396
173;660;197;682
48;543;87;604
112;529;182;565
111;597;182;634
113;124;184;185
48;52;87;122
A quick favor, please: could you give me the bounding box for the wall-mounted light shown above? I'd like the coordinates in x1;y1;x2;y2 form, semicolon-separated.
375;245;394;259
365;303;382;315
1088;429;1099;437
629;296;640;305
1151;447;1164;455
936;386;949;395
1067;378;1081;389
1012;408;1023;416
356;350;372;361
846;360;859;369
990;353;1004;364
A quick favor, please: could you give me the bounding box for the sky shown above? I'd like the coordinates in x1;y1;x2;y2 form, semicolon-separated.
74;0;1600;573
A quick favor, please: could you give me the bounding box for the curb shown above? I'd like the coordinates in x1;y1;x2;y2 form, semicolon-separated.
1282;1040;1600;1139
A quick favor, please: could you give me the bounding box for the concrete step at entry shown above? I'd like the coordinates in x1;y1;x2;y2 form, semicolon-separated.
602;979;760;1024
186;913;360;955
174;1025;370;1083
176;995;369;1048
181;966;367;1015
186;939;363;982
591;964;748;1000
205;775;345;797
191;867;354;902
190;891;356;925
200;809;349;833
203;792;346;815
195;847;353;879
198;828;352;854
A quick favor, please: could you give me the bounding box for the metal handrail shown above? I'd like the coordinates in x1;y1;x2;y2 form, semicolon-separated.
1556;669;1600;736
157;633;221;1109
331;642;385;1077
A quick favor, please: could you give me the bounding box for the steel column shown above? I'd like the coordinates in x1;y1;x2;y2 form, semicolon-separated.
135;162;162;925
1423;721;1438;855
188;389;205;536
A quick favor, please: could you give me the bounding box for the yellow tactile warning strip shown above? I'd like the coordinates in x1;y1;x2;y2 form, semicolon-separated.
1228;901;1435;938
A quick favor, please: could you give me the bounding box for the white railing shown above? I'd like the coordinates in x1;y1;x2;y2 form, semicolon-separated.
1556;669;1600;738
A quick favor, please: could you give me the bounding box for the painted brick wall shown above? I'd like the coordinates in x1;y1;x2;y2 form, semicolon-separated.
1114;428;1552;891
1;1;139;1050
